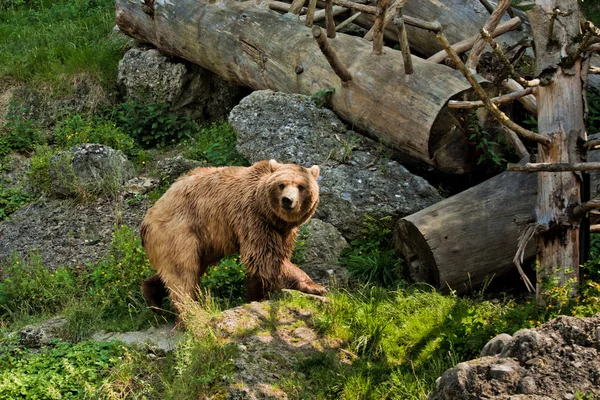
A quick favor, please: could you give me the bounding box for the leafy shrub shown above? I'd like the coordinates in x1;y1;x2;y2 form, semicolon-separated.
340;215;405;287
0;184;31;221
466;112;509;173
182;121;248;166
107;96;196;148
54;114;137;156
0;107;43;157
28;144;56;194
200;256;246;300
0;253;78;319
87;225;154;318
0;336;128;399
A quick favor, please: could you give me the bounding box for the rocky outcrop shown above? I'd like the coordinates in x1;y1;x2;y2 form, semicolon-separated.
428;314;600;400
230;90;442;240
156;156;205;184
14;317;68;348
299;218;349;287
117;47;247;121
49;143;134;198
91;325;181;354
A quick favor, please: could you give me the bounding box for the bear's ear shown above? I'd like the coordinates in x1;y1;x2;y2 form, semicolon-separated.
308;165;320;180
269;159;282;172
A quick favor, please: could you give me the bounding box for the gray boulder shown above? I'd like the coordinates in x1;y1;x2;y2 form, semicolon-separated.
156;156;205;184
15;317;68;348
428;314;600;400
91;325;182;354
49;143;134;198
118;47;246;121
298;218;349;287
230;90;442;240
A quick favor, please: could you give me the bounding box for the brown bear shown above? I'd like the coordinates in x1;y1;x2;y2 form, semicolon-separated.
140;159;327;318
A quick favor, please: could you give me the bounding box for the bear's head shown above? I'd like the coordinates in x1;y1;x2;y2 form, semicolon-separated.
265;159;320;224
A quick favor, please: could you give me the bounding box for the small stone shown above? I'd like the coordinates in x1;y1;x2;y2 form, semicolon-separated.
518;376;537;394
481;333;513;357
489;362;519;382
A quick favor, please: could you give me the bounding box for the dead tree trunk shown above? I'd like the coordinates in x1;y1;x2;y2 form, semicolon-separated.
116;0;484;174
526;1;586;303
395;169;537;294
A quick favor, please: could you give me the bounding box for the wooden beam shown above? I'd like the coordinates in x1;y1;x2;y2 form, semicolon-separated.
372;0;388;55
325;0;336;38
304;0;318;26
394;7;413;74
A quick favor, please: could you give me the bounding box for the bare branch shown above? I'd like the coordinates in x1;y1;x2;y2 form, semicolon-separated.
304;0;318;27
312;26;353;83
507;162;600;172
465;0;512;72
502;79;537;115
335;11;362;31
288;0;306;15
427;17;521;64
448;87;534;109
573;199;600;218
331;0;376;14
513;223;538;292
372;0;388;55
364;0;406;41
436;31;551;146
584;138;600;150
590;67;600;75
498;125;529;159
480;28;540;87
393;8;413;74
325;0;336;38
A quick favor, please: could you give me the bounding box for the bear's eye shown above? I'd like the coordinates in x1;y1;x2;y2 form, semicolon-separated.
279;183;285;190
298;185;305;192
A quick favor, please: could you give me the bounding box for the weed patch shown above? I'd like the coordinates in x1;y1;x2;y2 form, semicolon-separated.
182;121;248;166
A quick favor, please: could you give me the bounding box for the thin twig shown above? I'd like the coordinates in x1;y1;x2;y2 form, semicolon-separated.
436;31;550;146
507;162;600;172
448;87;534;109
502;79;537;115
513;223;538;292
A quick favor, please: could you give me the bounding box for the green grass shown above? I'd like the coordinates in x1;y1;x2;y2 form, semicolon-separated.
0;0;126;90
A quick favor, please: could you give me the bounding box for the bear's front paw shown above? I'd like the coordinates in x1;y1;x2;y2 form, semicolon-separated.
297;281;327;296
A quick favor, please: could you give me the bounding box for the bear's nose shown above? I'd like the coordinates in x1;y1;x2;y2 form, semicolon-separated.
282;196;294;209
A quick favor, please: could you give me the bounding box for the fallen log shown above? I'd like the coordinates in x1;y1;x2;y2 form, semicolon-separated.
116;0;485;173
354;0;528;57
395;169;537;294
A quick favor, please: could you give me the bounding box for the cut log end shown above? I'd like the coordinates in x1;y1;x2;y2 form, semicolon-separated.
395;219;440;288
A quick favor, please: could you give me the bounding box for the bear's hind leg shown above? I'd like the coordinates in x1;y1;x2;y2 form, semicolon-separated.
142;274;168;310
161;268;200;322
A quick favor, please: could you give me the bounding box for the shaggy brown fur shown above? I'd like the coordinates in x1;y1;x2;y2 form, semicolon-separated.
140;159;326;317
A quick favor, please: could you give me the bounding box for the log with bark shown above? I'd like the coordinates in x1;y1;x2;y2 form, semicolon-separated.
395;169;537;294
354;0;529;57
116;0;486;173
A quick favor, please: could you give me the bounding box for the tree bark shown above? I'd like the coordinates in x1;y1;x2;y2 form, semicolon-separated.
116;0;484;173
395;169;537;294
527;0;586;304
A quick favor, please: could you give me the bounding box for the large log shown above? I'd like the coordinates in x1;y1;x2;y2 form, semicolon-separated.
395;169;537;294
116;0;484;174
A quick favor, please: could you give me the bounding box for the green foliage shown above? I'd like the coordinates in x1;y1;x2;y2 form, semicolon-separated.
182;121;248;166
0;253;78;320
340;216;405;288
587;88;600;134
0;184;31;221
27;144;55;194
466;112;507;172
0;107;43;157
86;225;154;319
311;88;335;109
200;256;246;301
107;96;196;148
54;115;136;155
0;0;126;89
0;336;128;399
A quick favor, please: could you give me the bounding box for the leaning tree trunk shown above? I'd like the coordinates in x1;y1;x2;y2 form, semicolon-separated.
527;0;585;303
116;0;484;174
395;169;537;294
